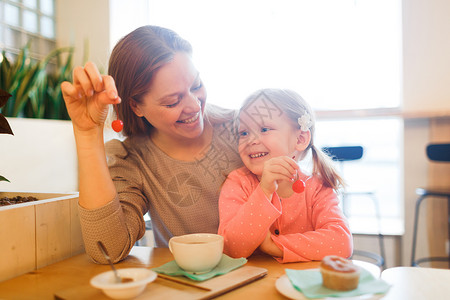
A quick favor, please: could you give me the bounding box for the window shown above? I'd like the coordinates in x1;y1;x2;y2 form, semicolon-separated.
0;0;56;59
147;0;401;111
315;118;403;234
110;0;404;232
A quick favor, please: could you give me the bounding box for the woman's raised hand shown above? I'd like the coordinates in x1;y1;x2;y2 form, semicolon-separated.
61;62;121;132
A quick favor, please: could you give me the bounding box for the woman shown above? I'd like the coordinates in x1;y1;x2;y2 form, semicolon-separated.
61;25;242;263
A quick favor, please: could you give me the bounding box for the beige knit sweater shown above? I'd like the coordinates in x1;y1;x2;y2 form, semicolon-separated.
78;119;242;263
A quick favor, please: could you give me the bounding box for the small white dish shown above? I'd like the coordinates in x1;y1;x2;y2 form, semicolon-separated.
90;268;157;299
275;274;383;300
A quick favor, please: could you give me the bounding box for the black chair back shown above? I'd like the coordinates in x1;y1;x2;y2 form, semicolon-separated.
322;146;364;162
427;143;450;162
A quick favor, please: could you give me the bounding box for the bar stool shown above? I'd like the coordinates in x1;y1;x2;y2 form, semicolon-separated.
322;146;386;269
411;143;450;268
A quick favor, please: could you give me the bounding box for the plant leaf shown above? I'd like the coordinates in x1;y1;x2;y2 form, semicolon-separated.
0;89;12;108
0;50;12;90
12;63;41;116
9;44;29;89
0;175;10;182
0;114;13;135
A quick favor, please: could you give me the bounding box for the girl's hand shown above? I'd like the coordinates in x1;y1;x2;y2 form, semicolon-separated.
259;232;283;257
61;62;121;133
259;156;300;198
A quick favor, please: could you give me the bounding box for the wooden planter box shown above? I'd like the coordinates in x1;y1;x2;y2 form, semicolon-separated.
0;192;84;282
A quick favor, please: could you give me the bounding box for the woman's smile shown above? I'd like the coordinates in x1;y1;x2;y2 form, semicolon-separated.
177;112;200;124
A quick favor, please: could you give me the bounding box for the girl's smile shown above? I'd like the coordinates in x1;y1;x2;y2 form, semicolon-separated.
249;152;269;159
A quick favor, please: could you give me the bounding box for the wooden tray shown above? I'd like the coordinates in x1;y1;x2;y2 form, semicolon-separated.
54;265;267;299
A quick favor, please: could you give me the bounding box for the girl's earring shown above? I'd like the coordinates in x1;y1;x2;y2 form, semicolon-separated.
292;155;305;193
292;179;305;193
112;104;124;132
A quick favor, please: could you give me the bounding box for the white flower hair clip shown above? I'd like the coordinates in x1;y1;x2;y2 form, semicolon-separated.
297;112;312;132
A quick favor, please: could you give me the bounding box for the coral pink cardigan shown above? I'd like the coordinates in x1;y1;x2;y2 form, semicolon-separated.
218;167;353;263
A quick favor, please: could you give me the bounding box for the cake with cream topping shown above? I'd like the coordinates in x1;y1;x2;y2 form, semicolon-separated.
320;255;361;291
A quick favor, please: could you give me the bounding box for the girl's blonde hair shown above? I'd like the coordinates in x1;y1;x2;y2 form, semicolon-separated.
239;88;345;192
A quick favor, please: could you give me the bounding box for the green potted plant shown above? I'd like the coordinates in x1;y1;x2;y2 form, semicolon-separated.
0;42;74;195
0;42;76;199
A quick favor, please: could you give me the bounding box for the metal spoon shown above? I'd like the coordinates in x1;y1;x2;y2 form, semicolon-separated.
97;241;122;283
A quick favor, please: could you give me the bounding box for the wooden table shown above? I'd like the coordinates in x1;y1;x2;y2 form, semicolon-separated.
0;246;393;300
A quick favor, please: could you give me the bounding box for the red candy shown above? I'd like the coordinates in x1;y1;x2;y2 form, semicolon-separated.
292;179;305;193
112;119;124;132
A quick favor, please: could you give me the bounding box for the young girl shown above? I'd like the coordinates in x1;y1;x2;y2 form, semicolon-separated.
218;88;352;263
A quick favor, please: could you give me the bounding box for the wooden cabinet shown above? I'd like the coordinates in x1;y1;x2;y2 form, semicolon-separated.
0;192;84;282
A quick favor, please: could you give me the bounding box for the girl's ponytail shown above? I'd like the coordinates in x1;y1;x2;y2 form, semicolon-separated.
310;145;345;192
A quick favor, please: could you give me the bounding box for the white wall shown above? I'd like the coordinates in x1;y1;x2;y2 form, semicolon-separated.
55;0;111;70
55;0;150;71
0;118;78;193
109;0;150;50
402;118;430;266
402;0;450;112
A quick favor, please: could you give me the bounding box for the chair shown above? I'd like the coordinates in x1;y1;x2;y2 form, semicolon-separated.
322;146;386;269
411;143;450;268
135;213;153;246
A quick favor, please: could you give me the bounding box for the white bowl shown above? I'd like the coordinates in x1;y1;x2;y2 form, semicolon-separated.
90;268;157;299
169;233;224;274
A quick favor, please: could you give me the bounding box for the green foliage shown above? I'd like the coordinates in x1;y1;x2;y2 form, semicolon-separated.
0;43;74;120
0;44;75;183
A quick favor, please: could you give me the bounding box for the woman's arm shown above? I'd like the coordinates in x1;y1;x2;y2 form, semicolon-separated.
62;62;136;263
74;126;117;209
61;62;119;209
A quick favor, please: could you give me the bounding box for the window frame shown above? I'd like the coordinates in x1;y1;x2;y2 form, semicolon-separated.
0;0;56;60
